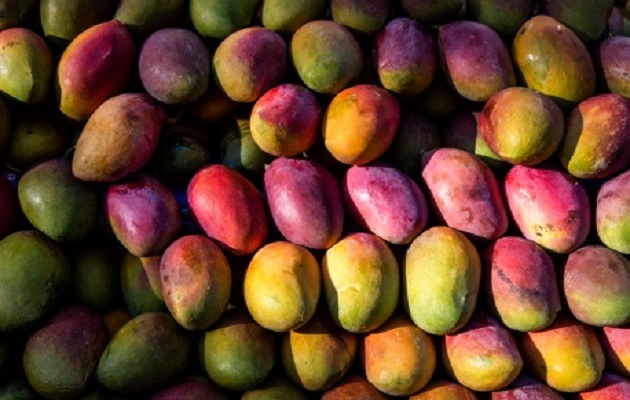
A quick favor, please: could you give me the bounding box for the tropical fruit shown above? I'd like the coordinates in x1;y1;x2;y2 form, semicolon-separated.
321;375;387;400
543;0;614;44
466;0;535;38
330;0;391;35
241;374;306;400
119;253;165;317
114;0;186;37
261;0;326;34
597;169;630;254
190;0;259;39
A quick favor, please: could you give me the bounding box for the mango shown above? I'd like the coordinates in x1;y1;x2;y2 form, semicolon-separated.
504;164;590;254
103;308;131;338
576;371;630;399
597;169;630;254
443;111;509;171
382;109;440;176
421;148;508;241
344;162;428;245
597;36;630;98
490;374;563;399
57;19;135;122
321;375;387;400
482;236;560;332
544;0;614;44
322;232;400;333
241;374;306;400
466;0;535;38
152;123;211;183
362;314;436;396
213;27;286;103
264;157;344;249
187;164;268;256
0;230;69;332
410;379;479;399
442;313;523;392
0;28;52;106
281;309;357;391
600;325;630;377
331;0;391;35
160;235;231;331
199;307;277;391
69;239;119;312
323;84;400;165
151;376;226;400
261;0;326;34
375;17;437;96
0;0;37;31
563;245;630;327
0;379;41;400
0;173;17;240
120;252;166;317
114;0;186;37
105;173;181;257
244;241;320;332
290;20;363;95
400;0;464;24
439;21;515;102
23;306;109;400
250;83;321;157
559;94;630;179
479;87;564;166
512;15;596;110
520;314;605;393
72;93;166;182
404;226;480;335
96;312;192;393
190;0;259;40
40;0;117;49
220;113;272;177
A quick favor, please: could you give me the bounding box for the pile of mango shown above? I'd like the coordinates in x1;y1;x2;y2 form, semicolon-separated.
3;0;630;399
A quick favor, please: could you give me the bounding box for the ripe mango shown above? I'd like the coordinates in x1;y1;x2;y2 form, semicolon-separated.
264;157;344;249
114;0;186;37
597;169;630;254
160;235;231;331
404;226;480;335
576;371;630;400
410;379;478;399
466;0;535;38
597;36;630;98
600;325;630;377
322;232;400;333
490;374;563;399
421;148;508;241
0;230;69;332
57;20;135;122
321;375;387;400
331;0;391;35
151;376;225;400
261;0;326;34
119;252;166;317
241;374;306;400
190;0;259;40
400;0;464;24
544;0;614;44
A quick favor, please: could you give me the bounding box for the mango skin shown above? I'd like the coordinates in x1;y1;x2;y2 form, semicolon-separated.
213;27;286;103
490;374;563;399
264;157;344;250
479;87;565;166
421;148;508;241
466;0;535;38
520;314;605;393
598;36;630;98
290;20;363;95
244;241;320;332
120;253;165;317
362;315;436;396
512;15;596;110
504;165;590;254
114;0;186;37
188;164;268;256
331;0;391;35
559;94;630;179
151;376;226;400
105;174;182;257
321;375;387;400
219;115;273;178
323;84;400;165
322;232;400;333
0;173;16;239
344;162;428;245
23;306;109;400
597;169;630;254
241;374;306;400
0;28;52;106
544;0;614;44
439;21;515;102
57;20;135;122
261;0;326;34
160;235;231;331
564;245;630;327
404;226;481;336
190;0;259;40
375;17;437;96
576;371;630;400
410;379;479;400
483;236;560;332
72;93;166;182
600;326;630;377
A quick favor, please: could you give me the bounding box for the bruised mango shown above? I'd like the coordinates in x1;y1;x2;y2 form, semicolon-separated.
466;0;535;38
261;0;326;34
114;0;186;37
404;226;480;335
597;169;630;254
331;0;391;35
321;375;387;400
190;0;259;40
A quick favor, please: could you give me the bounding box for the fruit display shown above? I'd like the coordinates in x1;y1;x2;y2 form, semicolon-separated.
3;0;630;399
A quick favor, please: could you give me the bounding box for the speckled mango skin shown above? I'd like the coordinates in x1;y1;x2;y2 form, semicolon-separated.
442;313;523;392
375;18;437;96
439;20;515;102
483;236;560;332
421;148;508;241
410;379;478;400
598;36;630;98
213;27;286;103
559;94;630;180
361;315;436;396
504;165;590;254
160;235;231;331
512;15;596;110
600;326;630;378
57;20;135;122
323;84;400;165
322;232;399;333
576;371;630;400
321;375;387;400
597;169;630;254
563;245;630;327
520;314;605;393
244;241;320;332
404;226;481;336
